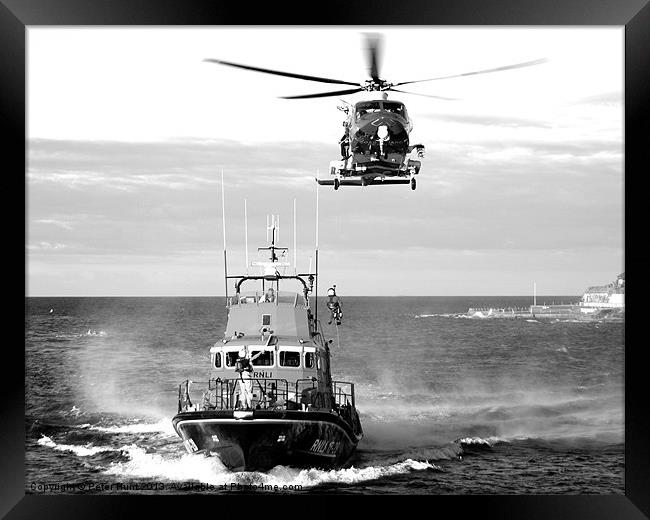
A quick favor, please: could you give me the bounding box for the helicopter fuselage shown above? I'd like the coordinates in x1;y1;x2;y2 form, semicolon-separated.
343;99;413;160
335;98;425;181
322;97;423;188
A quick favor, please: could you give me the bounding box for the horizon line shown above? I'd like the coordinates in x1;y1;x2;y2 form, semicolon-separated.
24;294;582;298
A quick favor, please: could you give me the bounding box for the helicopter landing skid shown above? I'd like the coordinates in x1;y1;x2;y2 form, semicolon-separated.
317;158;420;188
315;177;411;187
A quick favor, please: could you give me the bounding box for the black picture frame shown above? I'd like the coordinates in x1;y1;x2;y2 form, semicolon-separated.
6;0;648;517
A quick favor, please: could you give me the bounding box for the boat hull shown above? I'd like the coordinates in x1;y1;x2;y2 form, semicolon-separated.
172;409;362;472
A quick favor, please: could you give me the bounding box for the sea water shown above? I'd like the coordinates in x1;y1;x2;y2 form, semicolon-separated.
25;297;624;494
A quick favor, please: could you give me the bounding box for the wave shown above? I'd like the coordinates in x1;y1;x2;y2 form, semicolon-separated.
53;329;108;340
415;313;468;319
37;435;127;457
268;459;440;487
103;445;439;489
86;329;108;337
366;443;464;467
456;436;509;447
58;405;85;418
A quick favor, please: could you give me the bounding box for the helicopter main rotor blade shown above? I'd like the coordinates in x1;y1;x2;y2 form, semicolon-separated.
388;88;458;101
364;33;383;82
280;88;364;100
203;58;360;86
394;58;548;86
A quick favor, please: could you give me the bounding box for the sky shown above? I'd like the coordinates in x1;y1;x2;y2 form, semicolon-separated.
26;27;624;296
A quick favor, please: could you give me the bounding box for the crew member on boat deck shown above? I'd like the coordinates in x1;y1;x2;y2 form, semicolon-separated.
266;383;277;408
261;287;276;303
236;346;263;410
326;287;342;325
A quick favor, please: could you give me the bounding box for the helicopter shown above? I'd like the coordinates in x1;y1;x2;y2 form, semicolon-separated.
205;34;546;190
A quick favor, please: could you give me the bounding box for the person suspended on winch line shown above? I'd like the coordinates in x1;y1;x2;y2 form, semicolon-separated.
326;286;342;325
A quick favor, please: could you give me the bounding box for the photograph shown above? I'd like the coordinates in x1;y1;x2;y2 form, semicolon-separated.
25;26;625;496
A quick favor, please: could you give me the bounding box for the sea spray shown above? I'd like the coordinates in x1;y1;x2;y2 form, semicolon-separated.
103;446;440;489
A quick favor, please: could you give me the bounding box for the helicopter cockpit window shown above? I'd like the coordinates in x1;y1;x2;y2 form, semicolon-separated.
355;101;382;119
383;101;406;116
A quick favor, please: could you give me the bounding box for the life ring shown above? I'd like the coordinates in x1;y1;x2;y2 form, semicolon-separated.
260;326;273;335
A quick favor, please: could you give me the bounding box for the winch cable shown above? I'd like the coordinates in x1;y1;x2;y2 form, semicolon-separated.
335;320;341;349
331;183;343;351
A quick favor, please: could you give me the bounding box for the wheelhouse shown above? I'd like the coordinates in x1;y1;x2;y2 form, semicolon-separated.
209;336;318;383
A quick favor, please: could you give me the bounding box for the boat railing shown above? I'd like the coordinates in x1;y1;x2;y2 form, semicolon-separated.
178;377;355;413
179;378;307;412
228;290;307;307
294;378;355;411
332;381;356;409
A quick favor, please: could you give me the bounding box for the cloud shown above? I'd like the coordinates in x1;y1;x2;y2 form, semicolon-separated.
571;91;622;106
423;113;553;129
28;170;222;192
27;241;66;251
34;218;74;230
26;137;623;295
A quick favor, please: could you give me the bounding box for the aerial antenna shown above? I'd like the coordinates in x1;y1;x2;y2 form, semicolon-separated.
315;170;320;249
293;198;297;274
533;281;537;306
221;170;228;306
267;214;280;246
266;215;270;243
267;214;279;245
315;174;319;322
244;199;249;275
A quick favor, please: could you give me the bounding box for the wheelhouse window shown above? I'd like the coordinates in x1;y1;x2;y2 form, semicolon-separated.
304;352;315;369
262;314;271;326
225;351;239;367
251;350;274;367
280;351;300;368
213;352;222;368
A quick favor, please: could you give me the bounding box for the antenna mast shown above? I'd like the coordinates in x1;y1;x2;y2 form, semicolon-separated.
293;198;297;274
221;170;228;306
244;199;249;275
315;177;319;322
